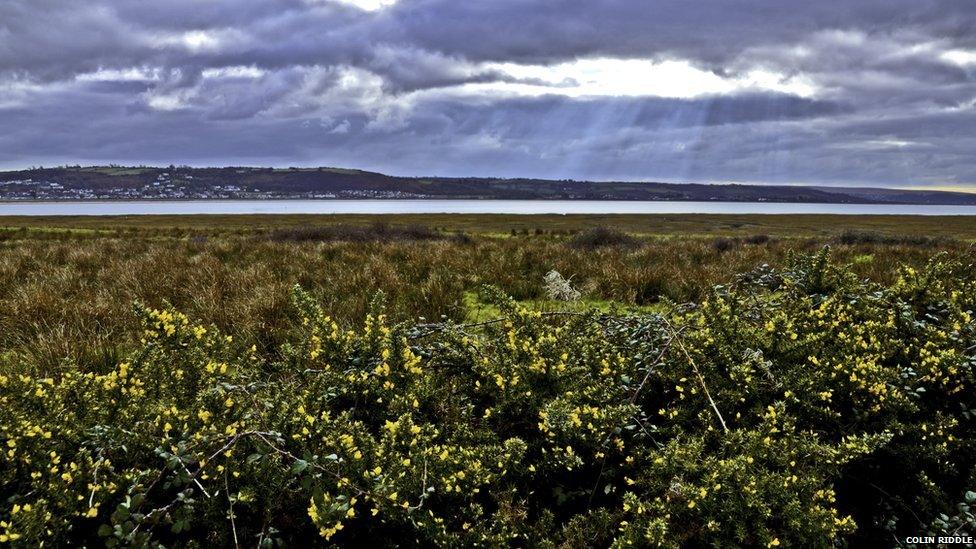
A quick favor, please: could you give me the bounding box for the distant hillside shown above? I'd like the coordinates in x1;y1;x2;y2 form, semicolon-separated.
2;166;975;204
811;186;976;205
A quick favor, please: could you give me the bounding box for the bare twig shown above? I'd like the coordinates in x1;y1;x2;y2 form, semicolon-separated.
178;455;211;498
88;455;103;509
225;469;240;549
665;318;728;432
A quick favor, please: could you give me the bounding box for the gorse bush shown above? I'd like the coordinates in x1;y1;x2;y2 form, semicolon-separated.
2;249;976;546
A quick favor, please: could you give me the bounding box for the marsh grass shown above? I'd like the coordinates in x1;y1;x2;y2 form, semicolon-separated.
833;229;955;247
565;226;641;250
0;221;972;372
265;222;450;243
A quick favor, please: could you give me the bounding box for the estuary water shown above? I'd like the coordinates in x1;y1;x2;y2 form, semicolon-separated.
2;200;976;216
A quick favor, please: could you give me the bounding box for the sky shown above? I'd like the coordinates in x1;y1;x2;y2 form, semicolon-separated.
1;1;975;189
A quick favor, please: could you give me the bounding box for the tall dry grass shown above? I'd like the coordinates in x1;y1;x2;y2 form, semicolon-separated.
0;225;970;372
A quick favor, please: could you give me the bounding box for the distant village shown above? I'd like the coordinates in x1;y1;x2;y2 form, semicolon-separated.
3;166;974;205
0;171;430;200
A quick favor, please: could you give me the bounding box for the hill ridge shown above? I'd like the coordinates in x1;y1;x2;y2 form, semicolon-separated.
1;166;974;204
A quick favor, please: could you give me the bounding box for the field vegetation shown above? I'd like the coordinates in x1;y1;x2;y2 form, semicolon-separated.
2;214;976;546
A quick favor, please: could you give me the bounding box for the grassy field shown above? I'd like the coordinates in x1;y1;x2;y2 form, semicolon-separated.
3;213;976;546
4;212;976;238
0;214;972;373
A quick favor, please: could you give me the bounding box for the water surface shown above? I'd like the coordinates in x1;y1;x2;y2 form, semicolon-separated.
3;200;976;216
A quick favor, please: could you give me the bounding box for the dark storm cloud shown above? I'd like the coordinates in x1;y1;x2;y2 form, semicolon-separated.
1;0;975;187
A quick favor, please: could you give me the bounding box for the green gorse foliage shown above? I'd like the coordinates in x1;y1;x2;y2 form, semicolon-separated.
2;249;976;546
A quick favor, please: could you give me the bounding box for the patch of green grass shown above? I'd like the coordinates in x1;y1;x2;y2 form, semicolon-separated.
463;291;665;322
463;291;503;322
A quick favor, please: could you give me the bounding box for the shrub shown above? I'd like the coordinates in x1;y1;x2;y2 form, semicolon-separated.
744;234;772;245
833;230;950;247
2;252;976;546
565;227;640;250
267;223;445;243
710;236;738;253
